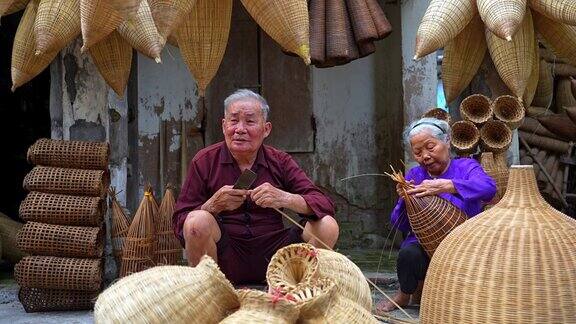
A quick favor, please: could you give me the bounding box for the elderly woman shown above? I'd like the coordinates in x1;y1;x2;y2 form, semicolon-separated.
377;117;497;312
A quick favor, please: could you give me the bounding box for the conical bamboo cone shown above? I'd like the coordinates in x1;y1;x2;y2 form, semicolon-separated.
80;0;123;52
309;0;325;65
565;106;576;124
240;0;310;64
118;0;163;63
533;11;576;66
326;0;353;62
451;120;480;155
523;37;539;107
1;0;29;16
442;15;487;103
556;78;576;111
177;0;232;96
89;31;132;97
414;0;476;59
148;0;197;46
532;59;553;108
154;186;181;265
492;95;525;129
11;0;58;91
529;0;576;26
34;0;81;55
109;0;142;21
486;9;535;99
478;0;527;41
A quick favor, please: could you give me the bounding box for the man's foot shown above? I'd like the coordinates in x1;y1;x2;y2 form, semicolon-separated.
375;290;410;314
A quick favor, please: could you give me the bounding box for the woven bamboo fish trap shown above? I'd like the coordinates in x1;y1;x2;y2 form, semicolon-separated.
19;287;97;312
27;138;109;170
19;191;104;226
526;105;552;117
486;9;535;99
346;0;377;43
119;190;156;277
117;0;163;63
79;0;123;52
241;0;310;64
95;257;239;324
529;0;576;26
553;63;576;77
451;120;480;156
537;114;576;141
109;0;141;21
266;243;319;293
177;0;232;96
154;186;181;265
460;94;493;124
90;31;133;97
414;0;476;60
34;0;81;55
420;166;576;323
0;212;27;264
534;11;576;66
148;0;196;45
23;166;109;197
15;256;102;291
220;289;299;324
519;130;572;153
532;59;554;108
480;120;513;153
492;95;525;129
309;0;325;65
365;0;392;39
11;0;58;91
519;116;559;139
442;15;486;104
556;78;576;111
326;0;358;64
480;152;509;204
0;0;29;16
523;39;539;107
358;41;376;58
566;106;576;124
478;0;527;41
421;108;452;125
109;188;130;264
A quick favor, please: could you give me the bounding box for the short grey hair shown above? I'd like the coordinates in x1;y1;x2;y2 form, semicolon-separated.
403;117;451;146
224;89;270;121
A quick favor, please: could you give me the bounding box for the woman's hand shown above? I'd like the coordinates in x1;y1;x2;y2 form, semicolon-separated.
405;179;456;198
396;180;414;196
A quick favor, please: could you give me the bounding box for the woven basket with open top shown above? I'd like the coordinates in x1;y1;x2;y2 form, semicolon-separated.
480;120;513;153
220;289;299;324
15;256;102;291
19;191;104;226
266;243;319;293
420;165;576;323
27;138;109;170
450;120;480;156
23;166;109;197
492;95;525;130
19;287;98;313
460;94;492;124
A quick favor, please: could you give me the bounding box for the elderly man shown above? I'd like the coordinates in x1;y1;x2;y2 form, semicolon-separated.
173;89;339;284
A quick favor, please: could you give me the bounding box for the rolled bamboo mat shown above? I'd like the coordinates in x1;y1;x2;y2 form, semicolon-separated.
79;0;123;52
556;78;576;111
27;138;109;170
365;0;392;39
478;0;527;40
219;289;299;323
23;166;109;197
492;95;525;129
519;130;572;153
565;106;576;124
532;59;553;108
267;243;319;293
19;192;104;226
460;94;493;124
519;116;559;139
346;0;377;43
451;120;480;156
90;30;133;97
529;0;576;26
309;0;325;65
148;0;196;45
533;11;576;66
480;120;513;153
19;287;98;312
34;0;81;55
0;212;27;264
537;114;576;141
117;0;163;63
15;256;102;291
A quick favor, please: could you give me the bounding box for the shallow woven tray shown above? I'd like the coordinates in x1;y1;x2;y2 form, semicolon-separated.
19;287;97;313
266;243;319;293
19;191;104;226
27;138;109;170
23;166;109;197
18;222;103;258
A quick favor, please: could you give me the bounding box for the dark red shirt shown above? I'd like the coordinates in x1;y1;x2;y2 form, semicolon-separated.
173;142;335;242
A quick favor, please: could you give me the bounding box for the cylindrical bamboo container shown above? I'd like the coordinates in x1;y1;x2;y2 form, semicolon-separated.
15;256;102;291
27;138;109;170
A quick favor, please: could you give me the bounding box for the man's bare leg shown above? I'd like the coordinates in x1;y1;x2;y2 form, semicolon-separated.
302;215;339;249
410;280;424;305
183;210;221;266
376;289;411;313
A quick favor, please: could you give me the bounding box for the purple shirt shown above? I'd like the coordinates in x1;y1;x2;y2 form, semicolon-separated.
173;142;335;241
390;158;497;248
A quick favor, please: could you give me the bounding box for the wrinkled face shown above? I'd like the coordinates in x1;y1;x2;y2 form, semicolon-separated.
222;99;271;157
410;131;451;176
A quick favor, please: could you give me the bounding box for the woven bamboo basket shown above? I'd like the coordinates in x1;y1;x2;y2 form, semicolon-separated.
519;116;559;139
17;222;103;258
266;243;319;293
90;31;133;97
23;166;109;197
109;188;130;264
15;256;102;291
27;138;109;170
480;120;513;153
523;39;539;107
480;152;509;204
309;0;325;65
478;0;527;41
537;114;576;141
451;120;480;156
539;46;567;63
532;59;554;108
325;0;354;63
526;105;552;117
346;0;377;43
0;212;27;264
486;9;535;99
19;287;97;313
566;106;576;124
95;257;239;324
176;0;232;96
220;289;299;324
420;166;576;323
553;63;576;77
421;108;452;125
11;0;58;91
148;0;196;45
241;0;310;64
414;0;476;59
556;78;576;111
1;0;29;16
529;0;576;26
442;15;486;104
492;95;525;129
365;0;392;39
460;94;493;124
315;248;372;311
117;0;163;63
109;0;141;21
34;0;81;55
120;190;156;277
533;11;576;66
79;0;123;52
154;186;181;265
19;191;104;226
358;41;376;58
519;130;572;153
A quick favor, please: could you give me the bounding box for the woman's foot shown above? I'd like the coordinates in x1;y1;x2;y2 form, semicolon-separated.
375;290;410;313
410;281;424;305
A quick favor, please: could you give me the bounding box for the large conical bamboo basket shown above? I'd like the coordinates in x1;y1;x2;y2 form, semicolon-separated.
1;0;29;16
109;188;130;265
266;243;319;293
492;95;525;129
460;94;493;124
0;212;27;264
529;0;576;26
79;0;123;52
420;166;576;323
519;130;572;154
240;0;310;64
220;289;299;324
148;0;196;45
109;0;141;21
34;0;81;55
117;0;163;63
480;152;509;204
537;114;576;141
177;0;232;96
154;186;181;265
89;31;133;97
556;77;576;111
95;257;239;324
486;8;535;99
414;0;476;59
532;59;553;108
523;37;539;107
478;0;527;41
11;0;58;91
533;11;576;66
442;15;486;104
451;120;480;156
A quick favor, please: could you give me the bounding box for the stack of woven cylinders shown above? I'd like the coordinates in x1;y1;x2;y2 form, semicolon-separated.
15;138;109;312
